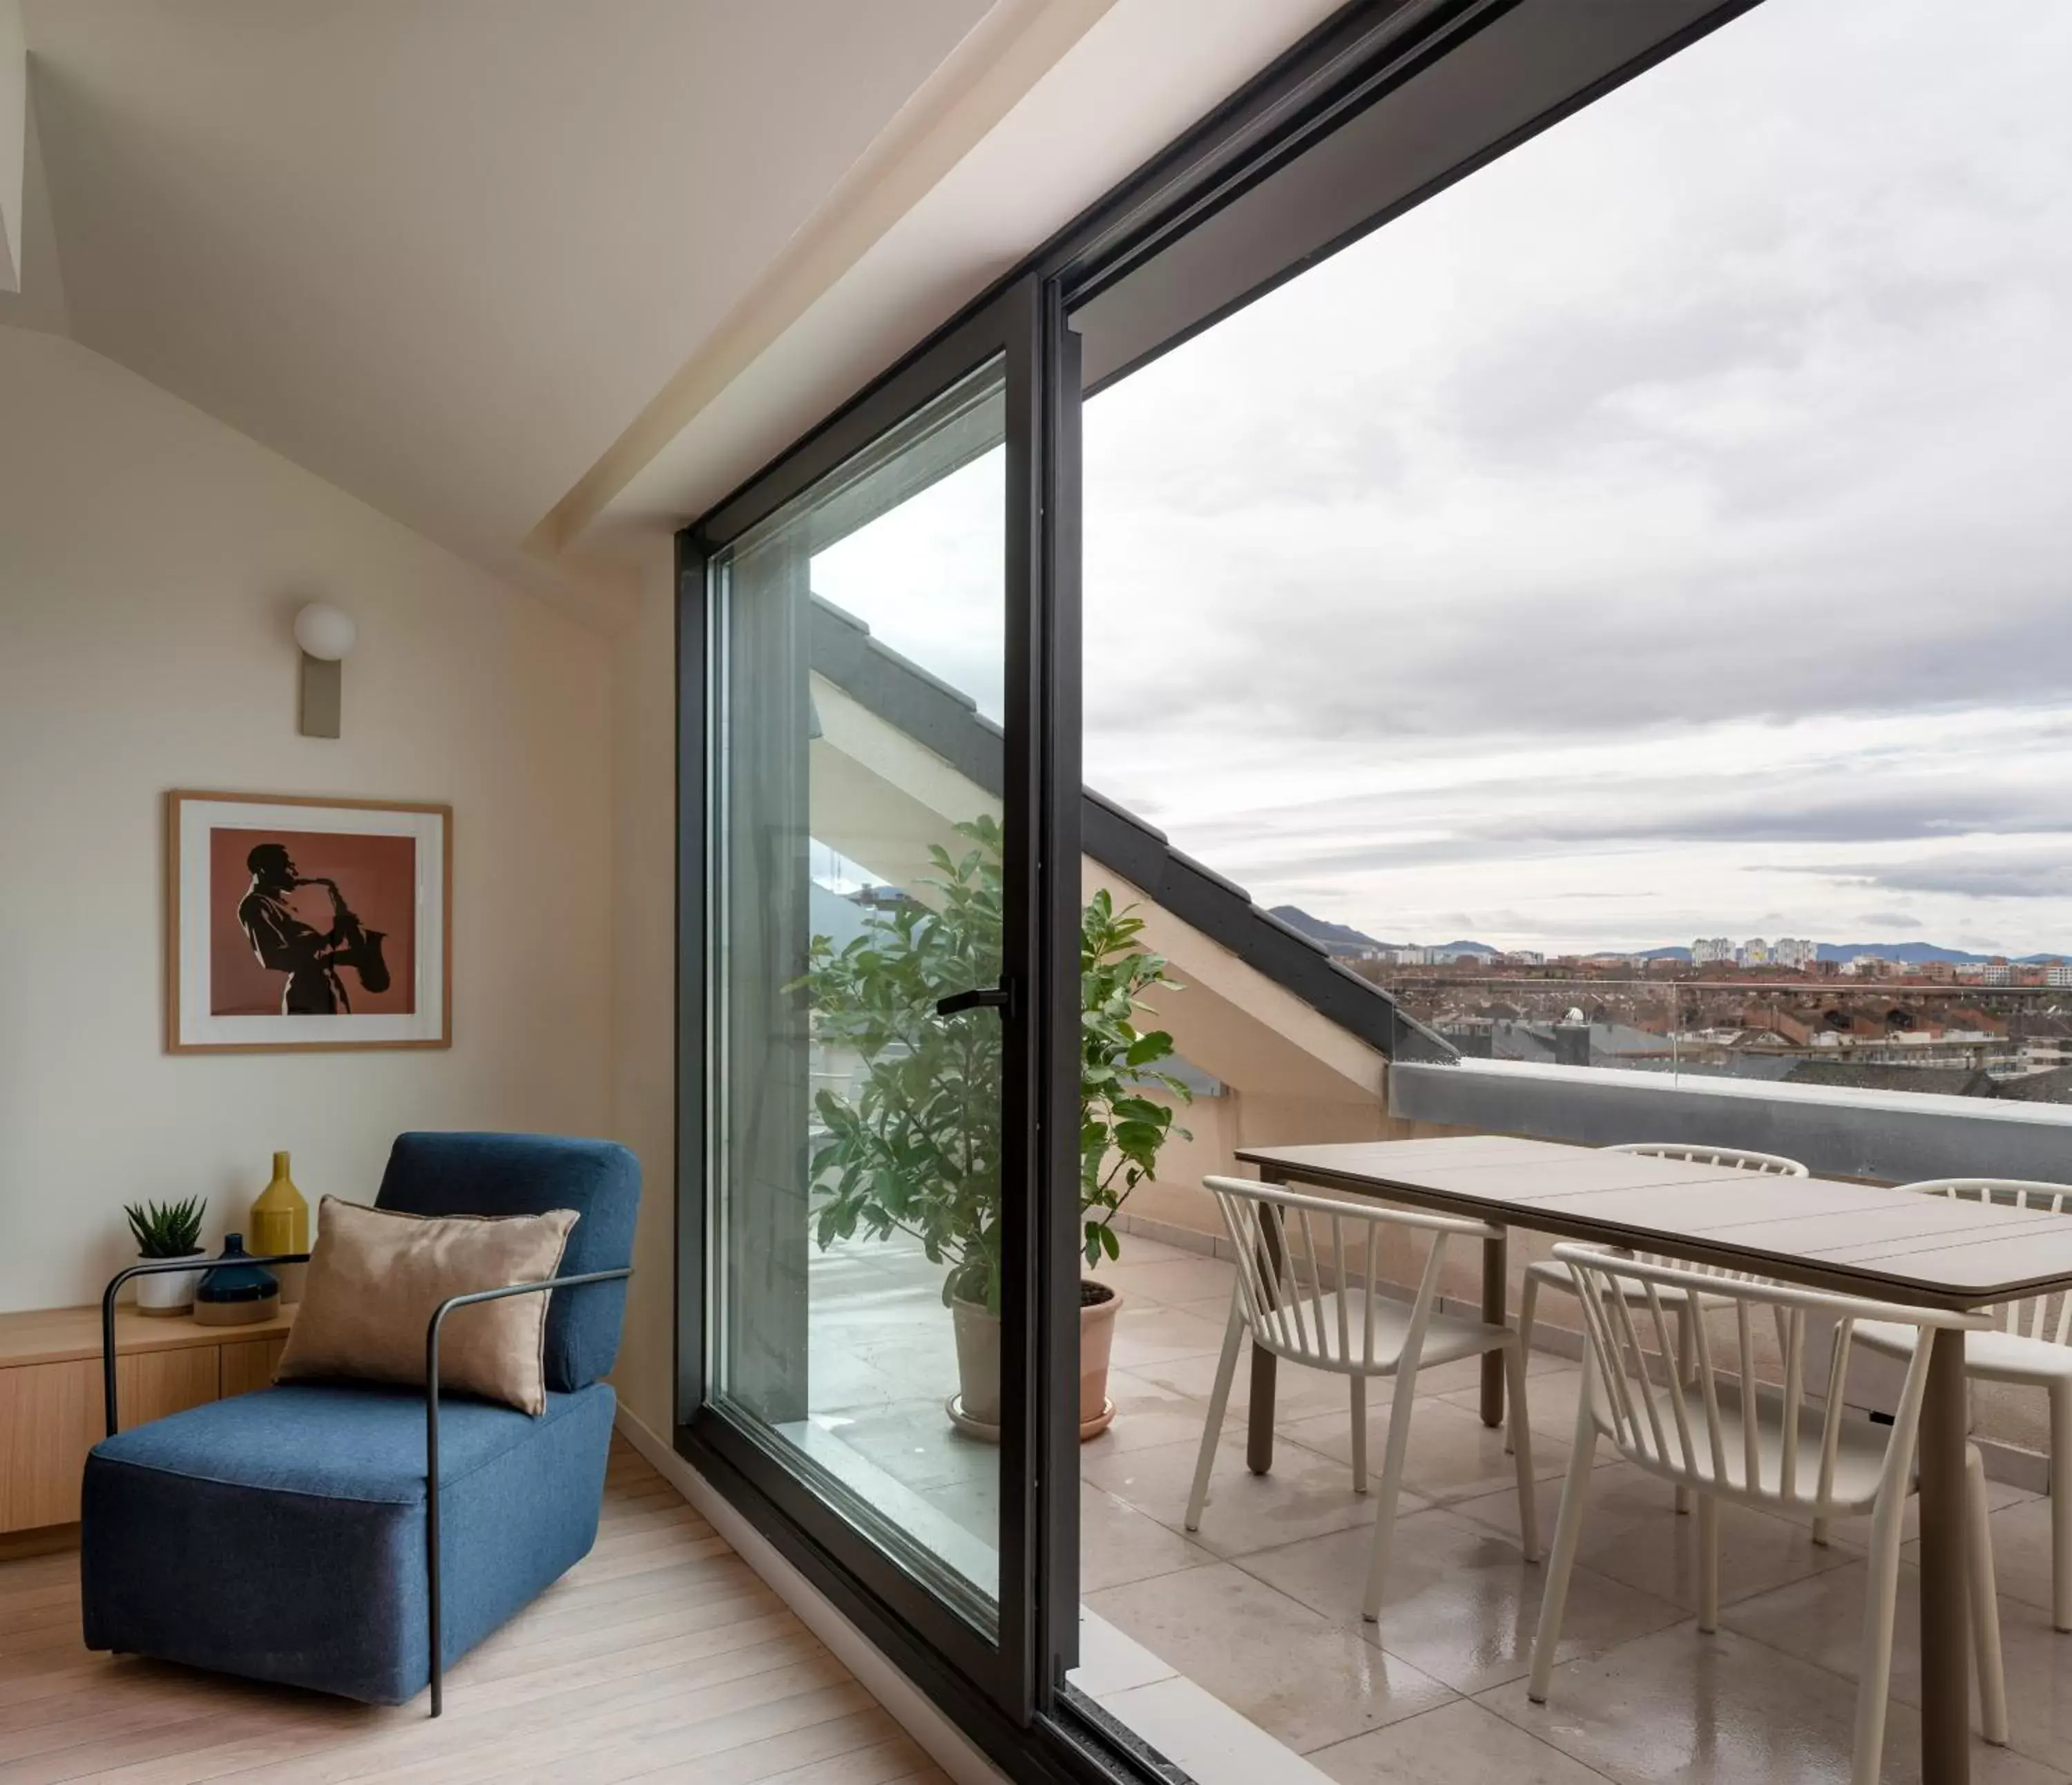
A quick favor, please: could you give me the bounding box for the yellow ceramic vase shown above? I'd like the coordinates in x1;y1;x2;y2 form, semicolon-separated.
249;1150;310;1304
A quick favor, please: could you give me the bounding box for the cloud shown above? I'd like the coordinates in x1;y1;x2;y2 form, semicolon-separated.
1819;858;2072;900
1084;0;2072;752
1857;910;1924;929
1178;763;2072;883
1075;0;2072;955
828;0;2072;957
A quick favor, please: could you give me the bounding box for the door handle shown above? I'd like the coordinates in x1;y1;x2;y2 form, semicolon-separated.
936;984;1013;1018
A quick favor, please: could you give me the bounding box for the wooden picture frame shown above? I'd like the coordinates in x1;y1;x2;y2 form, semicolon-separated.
166;790;452;1053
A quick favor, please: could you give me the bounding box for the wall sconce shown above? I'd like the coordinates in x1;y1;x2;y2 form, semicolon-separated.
294;602;357;738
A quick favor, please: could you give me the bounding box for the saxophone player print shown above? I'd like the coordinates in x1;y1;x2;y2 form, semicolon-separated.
166;792;451;1052
224;836;406;1015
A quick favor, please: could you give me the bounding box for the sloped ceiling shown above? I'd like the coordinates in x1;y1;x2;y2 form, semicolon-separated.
11;0;994;623
8;1;1345;628
570;0;1352;556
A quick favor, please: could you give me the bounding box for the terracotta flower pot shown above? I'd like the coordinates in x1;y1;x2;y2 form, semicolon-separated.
950;1296;1005;1428
948;1281;1123;1442
1077;1280;1121;1435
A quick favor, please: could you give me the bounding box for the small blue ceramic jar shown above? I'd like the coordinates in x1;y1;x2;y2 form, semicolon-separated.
194;1233;280;1326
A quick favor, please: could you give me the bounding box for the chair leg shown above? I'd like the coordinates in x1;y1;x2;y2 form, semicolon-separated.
1850;1477;1910;1785
1504;1339;1539;1563
1510;1273;1542;1458
1813;1315;1849;1547
2052;1383;2072;1633
1696;1493;1720;1633
1350;1374;1368;1496
1669;1297;1696;1518
1360;1361;1423;1623
1968;1446;2008;1746
1528;1388;1601;1703
1184;1304;1245;1532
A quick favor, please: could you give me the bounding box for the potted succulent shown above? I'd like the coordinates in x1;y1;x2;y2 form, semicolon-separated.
805;816;1191;1438
123;1195;209;1316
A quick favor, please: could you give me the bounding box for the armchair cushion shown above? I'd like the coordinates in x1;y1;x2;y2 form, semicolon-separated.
81;1382;615;1703
375;1132;639;1393
277;1196;577;1414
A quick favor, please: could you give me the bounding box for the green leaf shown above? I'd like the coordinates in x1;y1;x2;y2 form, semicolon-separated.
794;818;1185;1307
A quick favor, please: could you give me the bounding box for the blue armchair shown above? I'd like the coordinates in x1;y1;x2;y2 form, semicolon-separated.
80;1132;639;1711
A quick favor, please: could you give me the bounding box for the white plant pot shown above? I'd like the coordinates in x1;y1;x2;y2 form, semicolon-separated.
133;1253;207;1316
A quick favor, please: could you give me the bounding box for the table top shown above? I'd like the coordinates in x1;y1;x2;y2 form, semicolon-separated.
1234;1134;2072;1311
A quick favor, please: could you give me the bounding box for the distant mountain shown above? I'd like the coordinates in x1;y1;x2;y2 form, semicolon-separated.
1817;942;1991;965
1269;906;1398;951
1269;908;2068;966
1270;909;1510;957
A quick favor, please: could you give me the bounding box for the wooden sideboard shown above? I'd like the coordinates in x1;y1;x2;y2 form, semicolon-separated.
0;1301;296;1541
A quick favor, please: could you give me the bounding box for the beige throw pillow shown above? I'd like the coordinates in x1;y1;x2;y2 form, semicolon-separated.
276;1196;578;1415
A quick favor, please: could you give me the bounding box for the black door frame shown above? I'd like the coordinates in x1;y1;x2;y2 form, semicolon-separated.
675;273;1083;1724
674;1;1765;1778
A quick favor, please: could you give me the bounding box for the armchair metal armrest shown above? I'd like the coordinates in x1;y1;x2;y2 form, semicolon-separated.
422;1267;631;1716
100;1254;311;1438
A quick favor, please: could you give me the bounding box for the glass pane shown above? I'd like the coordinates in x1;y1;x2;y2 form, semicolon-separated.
711;359;1008;1625
1080;0;2072;1109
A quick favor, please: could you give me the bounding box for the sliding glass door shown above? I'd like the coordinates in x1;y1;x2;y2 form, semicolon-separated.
680;276;1081;1718
667;3;1794;1779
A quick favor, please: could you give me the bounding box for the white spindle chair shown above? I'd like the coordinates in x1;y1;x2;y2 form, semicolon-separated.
1528;1244;2006;1785
1514;1143;1809;1513
1187;1175;1539;1623
1854;1177;2072;1630
1516;1143;1809;1377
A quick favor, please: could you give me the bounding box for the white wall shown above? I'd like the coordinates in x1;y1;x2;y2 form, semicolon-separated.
606;541;680;1434
0;329;613;1311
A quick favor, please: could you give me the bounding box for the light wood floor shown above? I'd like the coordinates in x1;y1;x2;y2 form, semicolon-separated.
0;1439;952;1785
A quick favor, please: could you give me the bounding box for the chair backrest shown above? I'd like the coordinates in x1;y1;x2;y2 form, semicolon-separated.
1555;1241;1984;1511
1899;1178;2072;1345
376;1132;641;1393
1202;1175;1499;1372
1606;1142;1809;1176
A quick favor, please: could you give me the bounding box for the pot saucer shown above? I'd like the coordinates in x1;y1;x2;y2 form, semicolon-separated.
945;1394;1115;1443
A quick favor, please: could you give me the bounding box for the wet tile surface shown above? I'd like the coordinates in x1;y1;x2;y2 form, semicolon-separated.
1450;1460;1859;1616
1238;1507;1685;1696
1276;1393;1577;1507
1479;1623;2066;1785
1901;1490;2060;1621
1085;1562;1455;1752
1311;1699;1618;1785
1082;1429;1413;1558
803;1230;2072;1785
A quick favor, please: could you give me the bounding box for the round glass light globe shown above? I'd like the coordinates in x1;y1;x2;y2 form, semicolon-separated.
294;602;358;661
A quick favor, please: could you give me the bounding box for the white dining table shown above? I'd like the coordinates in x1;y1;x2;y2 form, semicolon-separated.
1234;1132;2072;1785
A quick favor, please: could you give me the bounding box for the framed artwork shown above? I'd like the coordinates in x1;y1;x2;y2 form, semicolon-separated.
166;790;452;1053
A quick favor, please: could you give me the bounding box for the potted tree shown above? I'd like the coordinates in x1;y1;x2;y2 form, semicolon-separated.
123;1196;209;1316
805;816;1191;1439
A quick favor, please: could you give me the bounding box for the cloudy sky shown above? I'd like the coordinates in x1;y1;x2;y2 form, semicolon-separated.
813;0;2072;958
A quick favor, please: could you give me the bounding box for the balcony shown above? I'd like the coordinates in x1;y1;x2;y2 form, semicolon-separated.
792;1058;2072;1785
